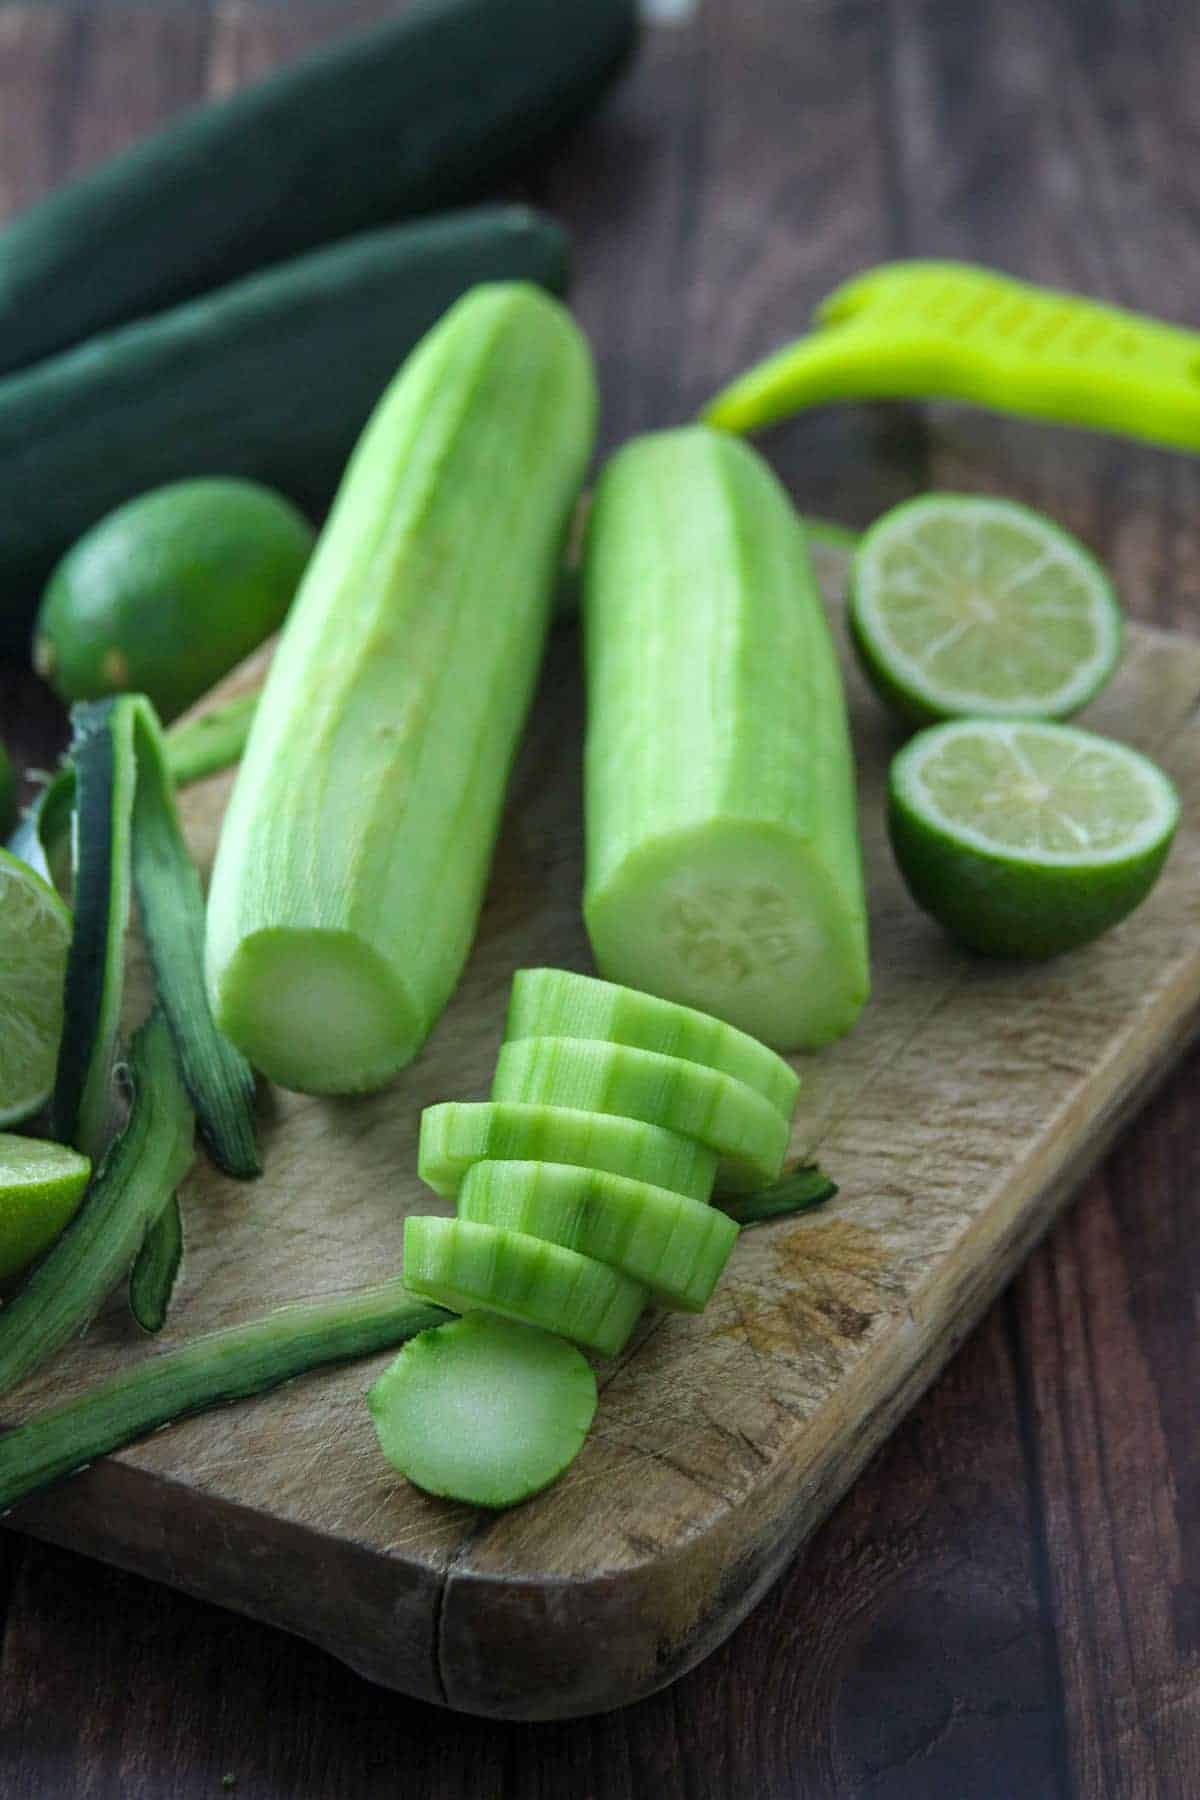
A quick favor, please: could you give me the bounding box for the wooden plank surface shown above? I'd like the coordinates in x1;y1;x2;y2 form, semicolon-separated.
1;0;1199;1791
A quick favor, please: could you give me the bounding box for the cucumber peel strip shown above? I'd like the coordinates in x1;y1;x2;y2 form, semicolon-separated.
129;1193;184;1334
0;1010;194;1401
720;1161;839;1227
6;687;259;891
163;692;258;789
46;696;258;1178
0;1283;449;1515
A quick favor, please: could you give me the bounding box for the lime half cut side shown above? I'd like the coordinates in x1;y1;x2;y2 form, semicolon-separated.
0;847;71;1126
0;1133;90;1282
888;719;1179;958
850;494;1122;724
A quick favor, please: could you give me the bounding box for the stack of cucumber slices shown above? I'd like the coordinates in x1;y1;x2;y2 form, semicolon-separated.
367;968;799;1509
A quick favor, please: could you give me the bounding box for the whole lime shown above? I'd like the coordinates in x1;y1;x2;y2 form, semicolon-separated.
33;478;314;722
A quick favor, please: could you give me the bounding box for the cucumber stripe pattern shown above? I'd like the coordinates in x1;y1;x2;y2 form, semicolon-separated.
405;970;799;1348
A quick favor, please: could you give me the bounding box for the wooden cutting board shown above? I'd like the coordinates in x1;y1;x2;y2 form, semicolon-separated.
5;545;1199;1722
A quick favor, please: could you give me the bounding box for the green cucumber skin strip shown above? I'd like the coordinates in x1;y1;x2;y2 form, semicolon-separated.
128;1193;184;1334
418;1101;718;1202
163;693;258;789
50;701;133;1159
0;1011;195;1402
0;1285;448;1515
128;697;259;1179
206;283;597;1095
581;426;870;1052
7;692;259;887
0;209;570;657
0;0;633;378
720;1163;839;1226
506;967;799;1122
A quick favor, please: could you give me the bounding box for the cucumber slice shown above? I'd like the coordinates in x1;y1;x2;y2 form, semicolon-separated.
402;1215;645;1357
491;1037;790;1192
367;1312;596;1509
417;1100;717;1202
506;968;799;1122
458;1159;739;1312
582;427;870;1051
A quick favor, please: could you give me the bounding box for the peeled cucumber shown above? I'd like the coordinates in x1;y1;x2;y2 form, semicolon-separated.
491;1036;790;1191
506;967;799;1120
205;285;596;1093
402;1214;645;1357
368;1312;596;1509
582;426;870;1050
417;1100;717;1202
458;1159;739;1312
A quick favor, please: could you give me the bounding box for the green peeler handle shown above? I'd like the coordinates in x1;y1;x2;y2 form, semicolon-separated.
701;260;1200;453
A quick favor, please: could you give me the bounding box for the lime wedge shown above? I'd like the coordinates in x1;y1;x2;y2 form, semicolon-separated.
850;495;1122;724
888;719;1179;958
0;1133;90;1282
0;847;72;1126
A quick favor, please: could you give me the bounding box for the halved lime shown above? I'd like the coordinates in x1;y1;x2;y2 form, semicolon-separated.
850;495;1122;724
0;847;72;1126
888;719;1179;958
0;1133;90;1282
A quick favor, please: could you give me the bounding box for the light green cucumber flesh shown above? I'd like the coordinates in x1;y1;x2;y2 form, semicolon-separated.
491;1036;790;1192
458;1159;739;1312
505;967;799;1122
368;1312;596;1509
417;1100;717;1202
206;283;596;1094
582;426;870;1051
403;1214;645;1358
0;1282;448;1515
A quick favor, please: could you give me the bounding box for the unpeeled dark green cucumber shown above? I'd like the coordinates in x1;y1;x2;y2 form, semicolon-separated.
0;0;635;376
0;208;569;657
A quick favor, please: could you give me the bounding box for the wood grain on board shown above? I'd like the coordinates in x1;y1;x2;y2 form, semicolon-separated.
3;562;1199;1723
2;0;1200;1791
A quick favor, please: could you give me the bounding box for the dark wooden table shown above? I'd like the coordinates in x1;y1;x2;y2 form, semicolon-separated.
2;2;1199;1794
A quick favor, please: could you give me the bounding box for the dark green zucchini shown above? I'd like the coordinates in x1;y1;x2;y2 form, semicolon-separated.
0;207;568;656
0;0;634;376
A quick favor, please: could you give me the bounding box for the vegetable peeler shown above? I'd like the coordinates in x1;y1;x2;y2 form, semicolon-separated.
702;260;1200;453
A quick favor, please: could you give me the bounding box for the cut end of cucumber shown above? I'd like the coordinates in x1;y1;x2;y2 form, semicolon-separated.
212;928;424;1095
367;1313;597;1510
586;823;870;1052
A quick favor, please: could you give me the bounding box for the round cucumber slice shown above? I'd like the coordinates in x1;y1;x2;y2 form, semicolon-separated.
458;1159;739;1313
417;1100;717;1201
402;1215;645;1358
505;968;799;1122
367;1312;597;1510
491;1036;791;1192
